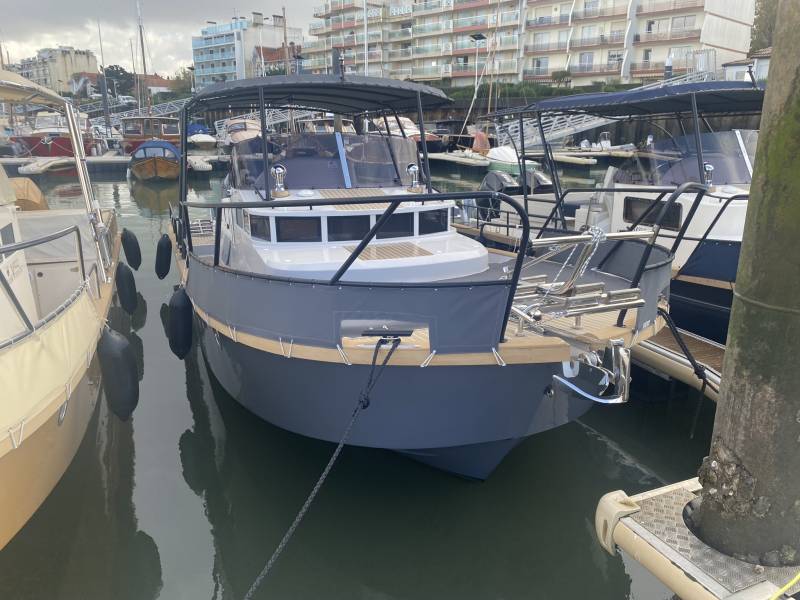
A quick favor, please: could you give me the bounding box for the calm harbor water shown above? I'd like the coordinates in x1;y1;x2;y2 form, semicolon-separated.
0;168;716;599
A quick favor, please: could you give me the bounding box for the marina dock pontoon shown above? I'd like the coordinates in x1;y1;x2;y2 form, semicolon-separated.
169;74;676;479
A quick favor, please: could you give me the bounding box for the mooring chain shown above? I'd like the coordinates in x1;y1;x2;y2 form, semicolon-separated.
243;336;402;600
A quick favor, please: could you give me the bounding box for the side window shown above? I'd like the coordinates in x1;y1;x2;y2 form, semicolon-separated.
376;213;413;239
327;215;371;241
623;196;682;231
276;217;322;242
234;209;243;228
250;215;271;240
419;209;449;234
0;223;15;262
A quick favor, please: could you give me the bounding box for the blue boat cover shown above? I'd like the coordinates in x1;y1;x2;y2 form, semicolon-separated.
137;139;182;157
495;81;765;118
187;123;211;135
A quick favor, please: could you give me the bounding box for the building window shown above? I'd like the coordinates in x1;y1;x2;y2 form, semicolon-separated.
607;50;624;66
643;48;653;64
579;52;594;67
532;56;549;73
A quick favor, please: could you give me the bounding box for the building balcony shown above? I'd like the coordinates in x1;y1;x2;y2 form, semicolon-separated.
452;39;486;54
524;40;568;53
302;40;329;52
526;14;570;28
527;0;556;4
523;66;562;80
414;21;447;35
415;44;443;57
569;61;623;76
309;21;327;34
569;31;626;48
313;3;328;17
341;50;383;64
388;27;414;40
386;3;413;19
634;28;701;43
630;60;691;74
194;50;236;62
195;65;238;75
453;0;493;9
636;0;704;15
411;65;443;80
499;11;520;25
192;36;235;49
391;67;413;78
496;35;520;49
330;16;359;30
452;14;489;32
388;48;414;60
572;5;628;20
413;0;452;14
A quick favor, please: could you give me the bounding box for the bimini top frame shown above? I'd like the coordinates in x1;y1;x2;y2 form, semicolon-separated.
487;80;765;232
185;74;452;115
180;74;453;205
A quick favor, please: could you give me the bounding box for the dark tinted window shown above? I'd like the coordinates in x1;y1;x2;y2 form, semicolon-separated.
328;215;371;242
276;217;322;242
376;212;414;239
419;209;448;234
623;196;682;231
250;215;271;240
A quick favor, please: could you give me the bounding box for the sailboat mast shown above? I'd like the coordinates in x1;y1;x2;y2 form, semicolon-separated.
129;38;140;108
137;0;150;113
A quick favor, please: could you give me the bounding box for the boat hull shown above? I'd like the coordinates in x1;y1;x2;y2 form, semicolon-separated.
0;358;102;549
12;135;97;158
130;156;180;181
198;323;593;479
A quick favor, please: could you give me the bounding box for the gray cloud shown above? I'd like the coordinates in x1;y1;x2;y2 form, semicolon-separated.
1;0;317;75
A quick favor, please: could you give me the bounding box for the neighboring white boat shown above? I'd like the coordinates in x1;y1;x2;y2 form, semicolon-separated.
187;132;218;151
0;69;134;550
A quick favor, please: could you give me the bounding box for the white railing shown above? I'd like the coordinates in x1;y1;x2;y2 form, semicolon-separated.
88;98;193;127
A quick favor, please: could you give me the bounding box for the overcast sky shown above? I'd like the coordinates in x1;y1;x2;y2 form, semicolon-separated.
1;0;317;76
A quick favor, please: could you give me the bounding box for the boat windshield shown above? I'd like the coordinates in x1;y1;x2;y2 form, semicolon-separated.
133;146;178;160
232;132;419;190
34;113;62;129
615;130;758;187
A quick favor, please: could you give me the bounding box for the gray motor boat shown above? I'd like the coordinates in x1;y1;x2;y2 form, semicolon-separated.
168;74;675;479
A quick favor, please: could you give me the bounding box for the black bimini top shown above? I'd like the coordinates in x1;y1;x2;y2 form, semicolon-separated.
187;74;452;115
493;81;766;119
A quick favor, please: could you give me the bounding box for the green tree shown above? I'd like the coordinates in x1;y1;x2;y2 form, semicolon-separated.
104;65;135;96
172;67;193;94
751;0;778;52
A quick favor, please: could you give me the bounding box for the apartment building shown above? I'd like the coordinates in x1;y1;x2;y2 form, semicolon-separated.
304;0;524;86
14;47;98;94
305;0;753;87
192;13;303;90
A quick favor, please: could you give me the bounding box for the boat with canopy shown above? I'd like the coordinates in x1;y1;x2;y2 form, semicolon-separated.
167;74;677;479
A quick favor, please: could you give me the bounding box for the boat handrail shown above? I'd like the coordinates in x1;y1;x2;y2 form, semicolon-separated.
180;190;530;343
0;224;100;349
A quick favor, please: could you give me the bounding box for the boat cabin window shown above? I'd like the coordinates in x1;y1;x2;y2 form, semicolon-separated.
124;120;143;135
419;208;449;234
232;132;419;191
162;121;179;135
376;212;413;239
275;217;322;242
250;215;271;240
0;223;15;261
327;215;371;241
623;196;682;231
133;146;178;159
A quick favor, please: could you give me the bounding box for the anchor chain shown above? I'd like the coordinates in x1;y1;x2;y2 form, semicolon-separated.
243;335;402;600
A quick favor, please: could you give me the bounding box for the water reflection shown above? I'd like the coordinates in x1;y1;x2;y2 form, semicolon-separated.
0;173;712;599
